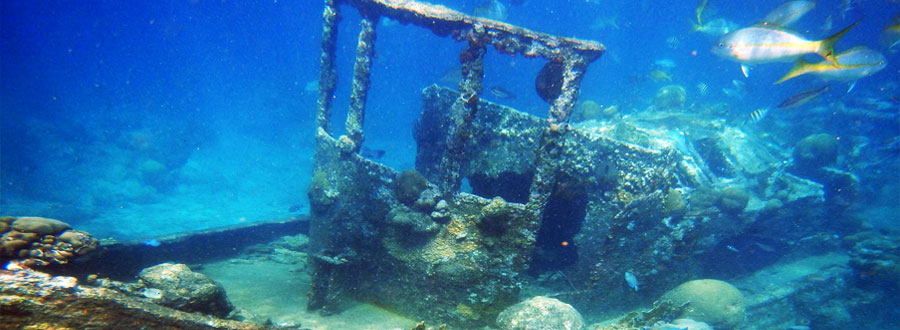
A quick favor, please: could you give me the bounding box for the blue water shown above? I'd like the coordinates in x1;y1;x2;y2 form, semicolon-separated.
1;0;897;250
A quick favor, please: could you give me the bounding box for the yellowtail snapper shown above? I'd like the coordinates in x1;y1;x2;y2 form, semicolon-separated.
761;1;815;27
881;15;900;49
776;46;887;85
713;22;859;78
694;18;741;37
777;85;830;109
696;0;708;25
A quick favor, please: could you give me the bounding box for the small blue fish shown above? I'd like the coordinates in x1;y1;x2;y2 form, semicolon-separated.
143;239;161;247
625;271;639;291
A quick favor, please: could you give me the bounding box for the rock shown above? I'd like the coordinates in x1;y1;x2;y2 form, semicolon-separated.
792;133;839;172
660;279;746;329
844;231;900;290
1;267;271;329
138;263;234;318
0;216;12;232
1;216;97;267
395;169;429;205
818;167;859;210
10;216;70;235
388;207;439;236
496;296;584;330
717;187;749;214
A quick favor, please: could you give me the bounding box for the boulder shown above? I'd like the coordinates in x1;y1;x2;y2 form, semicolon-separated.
496;296;584;330
138;263;234;318
793;133;839;172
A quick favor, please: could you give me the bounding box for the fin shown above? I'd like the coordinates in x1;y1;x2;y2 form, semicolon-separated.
847;80;857;93
696;0;707;26
775;58;812;84
741;64;751;78
689;18;702;32
818;21;860;62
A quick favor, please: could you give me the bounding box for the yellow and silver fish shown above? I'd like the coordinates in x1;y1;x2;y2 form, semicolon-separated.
712;22;858;77
760;0;815;27
693;18;741;37
696;0;708;26
881;15;900;49
776;46;887;84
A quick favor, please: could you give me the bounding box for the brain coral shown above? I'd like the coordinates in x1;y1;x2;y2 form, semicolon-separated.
660;279;746;329
654;85;687;110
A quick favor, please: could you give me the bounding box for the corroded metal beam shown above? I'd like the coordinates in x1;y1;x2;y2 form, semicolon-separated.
436;32;487;193
345;0;605;61
340;13;379;153
526;56;589;216
316;0;340;134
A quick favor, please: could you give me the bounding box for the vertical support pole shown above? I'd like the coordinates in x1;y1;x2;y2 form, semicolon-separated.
316;0;340;135
308;0;342;314
437;29;487;194
547;56;588;125
340;13;378;153
526;55;589;218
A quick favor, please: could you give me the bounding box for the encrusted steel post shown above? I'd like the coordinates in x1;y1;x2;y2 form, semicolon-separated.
526;55;590;219
316;0;340;134
340;13;378;153
437;29;487;194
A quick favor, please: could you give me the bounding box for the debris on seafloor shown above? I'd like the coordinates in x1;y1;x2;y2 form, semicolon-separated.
0;264;283;330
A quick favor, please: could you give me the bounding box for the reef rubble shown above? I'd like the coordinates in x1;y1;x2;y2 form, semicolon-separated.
0;263;283;330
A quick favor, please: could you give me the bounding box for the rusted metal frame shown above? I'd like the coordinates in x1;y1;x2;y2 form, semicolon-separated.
327;0;605;203
525;55;590;218
339;12;379;153
316;0;340;134
347;0;604;60
436;32;487;194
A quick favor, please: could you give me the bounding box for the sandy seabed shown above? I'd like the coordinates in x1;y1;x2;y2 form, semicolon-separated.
201;258;417;330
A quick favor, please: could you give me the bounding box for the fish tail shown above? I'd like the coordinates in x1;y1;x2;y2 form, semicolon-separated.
818;21;860;62
775;58;812;84
689;19;701;32
696;0;708;26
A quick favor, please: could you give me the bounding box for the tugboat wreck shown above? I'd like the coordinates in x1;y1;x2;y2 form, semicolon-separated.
307;0;843;328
